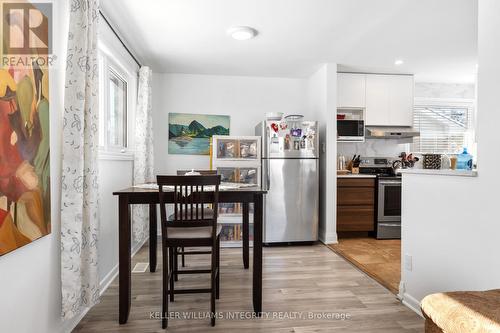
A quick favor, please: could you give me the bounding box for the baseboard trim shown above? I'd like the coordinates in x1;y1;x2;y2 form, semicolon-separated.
100;236;148;296
99;264;119;297
397;280;405;300
319;232;338;244
401;292;424;318
62;236;149;333
61;307;90;333
132;236;150;258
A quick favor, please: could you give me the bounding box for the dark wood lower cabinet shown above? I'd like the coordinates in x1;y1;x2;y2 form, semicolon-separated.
337;178;375;232
337;205;375;231
337;187;374;206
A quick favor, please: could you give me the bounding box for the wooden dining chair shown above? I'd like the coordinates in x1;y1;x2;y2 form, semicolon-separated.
157;175;222;328
175;170;218;271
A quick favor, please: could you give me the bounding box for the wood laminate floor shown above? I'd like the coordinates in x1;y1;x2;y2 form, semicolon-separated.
75;242;421;332
328;238;401;294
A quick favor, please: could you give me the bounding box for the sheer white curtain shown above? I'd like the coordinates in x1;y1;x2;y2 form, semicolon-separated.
60;0;100;319
132;67;154;243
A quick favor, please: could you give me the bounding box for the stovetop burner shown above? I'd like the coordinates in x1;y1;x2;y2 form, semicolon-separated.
358;156;399;177
359;167;395;177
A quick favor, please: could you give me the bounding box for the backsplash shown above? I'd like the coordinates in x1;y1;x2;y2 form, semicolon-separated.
414;82;475;99
337;139;410;158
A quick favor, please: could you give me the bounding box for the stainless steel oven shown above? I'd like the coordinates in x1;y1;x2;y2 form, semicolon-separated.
377;177;402;239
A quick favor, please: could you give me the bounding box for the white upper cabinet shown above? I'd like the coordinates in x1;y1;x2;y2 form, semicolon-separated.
365;75;390;125
337;73;366;108
338;72;414;126
388;75;414;127
364;74;414;127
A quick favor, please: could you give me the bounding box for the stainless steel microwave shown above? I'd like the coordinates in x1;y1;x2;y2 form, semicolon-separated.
337;119;365;142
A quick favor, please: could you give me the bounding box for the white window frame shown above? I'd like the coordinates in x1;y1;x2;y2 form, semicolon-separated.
98;43;136;161
413;97;476;157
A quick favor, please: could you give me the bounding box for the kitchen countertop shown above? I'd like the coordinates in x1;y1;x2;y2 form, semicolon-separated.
398;169;478;177
337;174;377;178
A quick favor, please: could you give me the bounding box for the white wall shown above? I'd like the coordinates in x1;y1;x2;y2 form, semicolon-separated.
0;4;141;332
400;0;500;314
152;71;337;243
415;82;475;99
0;1;69;333
97;16;140;286
152;73;309;174
306;64;337;244
97;158;133;285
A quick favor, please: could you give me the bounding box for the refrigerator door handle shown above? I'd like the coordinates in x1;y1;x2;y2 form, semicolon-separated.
263;159;270;190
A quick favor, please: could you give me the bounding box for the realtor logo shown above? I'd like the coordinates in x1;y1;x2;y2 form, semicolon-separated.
2;2;52;55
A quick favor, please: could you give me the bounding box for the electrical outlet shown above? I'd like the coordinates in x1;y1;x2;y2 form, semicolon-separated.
404;254;413;271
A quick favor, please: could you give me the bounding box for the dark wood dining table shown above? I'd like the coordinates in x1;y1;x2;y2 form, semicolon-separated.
113;185;266;324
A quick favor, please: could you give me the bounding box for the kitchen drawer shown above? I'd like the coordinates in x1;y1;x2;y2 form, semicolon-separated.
337;205;375;232
337;186;375;206
337;178;375;188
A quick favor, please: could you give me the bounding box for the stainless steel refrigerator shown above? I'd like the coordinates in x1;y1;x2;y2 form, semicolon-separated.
255;119;319;244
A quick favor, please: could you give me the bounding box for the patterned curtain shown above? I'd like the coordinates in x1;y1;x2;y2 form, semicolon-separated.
132;67;154;244
60;0;100;319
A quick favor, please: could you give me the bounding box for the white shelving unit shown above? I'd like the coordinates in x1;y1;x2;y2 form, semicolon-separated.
212;135;261;248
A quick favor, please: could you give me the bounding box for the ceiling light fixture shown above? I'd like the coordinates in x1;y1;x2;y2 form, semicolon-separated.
227;26;258;40
394;59;404;66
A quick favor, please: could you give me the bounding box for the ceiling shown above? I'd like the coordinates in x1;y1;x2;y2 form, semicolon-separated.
101;0;478;83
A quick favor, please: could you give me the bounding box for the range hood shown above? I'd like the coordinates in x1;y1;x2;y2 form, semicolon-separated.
365;127;420;139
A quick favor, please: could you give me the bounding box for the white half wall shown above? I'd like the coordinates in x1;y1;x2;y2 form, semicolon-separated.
400;0;500;313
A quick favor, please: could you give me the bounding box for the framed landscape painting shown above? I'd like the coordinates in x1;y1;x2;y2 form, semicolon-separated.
168;113;230;155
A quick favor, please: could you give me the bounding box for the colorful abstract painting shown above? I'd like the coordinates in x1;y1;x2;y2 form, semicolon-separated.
168;113;230;155
0;4;51;256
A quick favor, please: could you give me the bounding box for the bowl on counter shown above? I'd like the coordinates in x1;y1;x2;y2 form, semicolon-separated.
284;114;304;121
266;112;284;120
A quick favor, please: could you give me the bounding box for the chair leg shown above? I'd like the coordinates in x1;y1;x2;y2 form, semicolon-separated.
216;236;220;299
162;247;168;329
174;247;178;282
210;242;217;326
169;247;175;302
181;246;185;267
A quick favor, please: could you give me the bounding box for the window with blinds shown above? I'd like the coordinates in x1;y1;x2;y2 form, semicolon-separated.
412;104;474;154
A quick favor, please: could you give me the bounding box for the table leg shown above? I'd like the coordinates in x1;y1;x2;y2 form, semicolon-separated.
149;204;157;272
242;202;249;269
119;195;131;324
253;194;263;315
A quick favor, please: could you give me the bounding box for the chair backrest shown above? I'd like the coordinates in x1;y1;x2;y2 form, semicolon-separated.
157;175;221;241
176;169;218;176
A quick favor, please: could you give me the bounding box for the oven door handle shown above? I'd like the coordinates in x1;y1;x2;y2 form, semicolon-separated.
378;180;402;185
